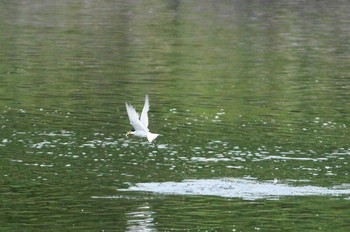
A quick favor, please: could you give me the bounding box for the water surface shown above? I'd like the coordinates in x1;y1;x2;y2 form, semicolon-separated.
1;1;350;231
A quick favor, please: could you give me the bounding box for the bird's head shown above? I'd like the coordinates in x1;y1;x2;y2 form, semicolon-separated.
125;129;135;137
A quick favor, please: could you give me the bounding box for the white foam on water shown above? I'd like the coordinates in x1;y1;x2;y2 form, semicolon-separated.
118;178;350;200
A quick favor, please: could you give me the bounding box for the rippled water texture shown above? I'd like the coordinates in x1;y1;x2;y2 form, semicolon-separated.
1;1;350;231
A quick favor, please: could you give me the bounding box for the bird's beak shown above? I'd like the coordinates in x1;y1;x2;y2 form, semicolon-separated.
126;131;132;137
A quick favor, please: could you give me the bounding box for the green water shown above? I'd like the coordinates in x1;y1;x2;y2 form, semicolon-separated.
1;1;350;231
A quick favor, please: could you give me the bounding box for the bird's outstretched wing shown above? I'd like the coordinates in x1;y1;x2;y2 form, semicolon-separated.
125;102;148;132
140;95;149;129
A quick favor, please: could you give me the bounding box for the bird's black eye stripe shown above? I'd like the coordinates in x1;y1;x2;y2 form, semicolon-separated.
130;129;135;132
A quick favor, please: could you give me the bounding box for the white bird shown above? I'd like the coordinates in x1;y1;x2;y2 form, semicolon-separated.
125;95;160;143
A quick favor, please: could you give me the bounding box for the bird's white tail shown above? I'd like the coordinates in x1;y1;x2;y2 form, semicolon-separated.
147;132;159;143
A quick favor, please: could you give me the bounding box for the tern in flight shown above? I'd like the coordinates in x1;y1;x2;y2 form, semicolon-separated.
125;95;159;143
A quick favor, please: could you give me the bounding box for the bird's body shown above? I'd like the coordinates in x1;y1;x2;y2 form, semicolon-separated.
125;95;159;143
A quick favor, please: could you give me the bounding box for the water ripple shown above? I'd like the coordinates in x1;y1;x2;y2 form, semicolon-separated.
119;178;350;200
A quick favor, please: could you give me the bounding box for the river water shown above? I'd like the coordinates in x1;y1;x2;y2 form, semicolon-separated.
1;1;350;231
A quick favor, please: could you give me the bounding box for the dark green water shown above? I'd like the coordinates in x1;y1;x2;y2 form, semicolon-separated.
1;1;350;231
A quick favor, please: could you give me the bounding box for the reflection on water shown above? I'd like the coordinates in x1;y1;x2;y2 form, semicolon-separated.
1;0;350;231
126;204;157;232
